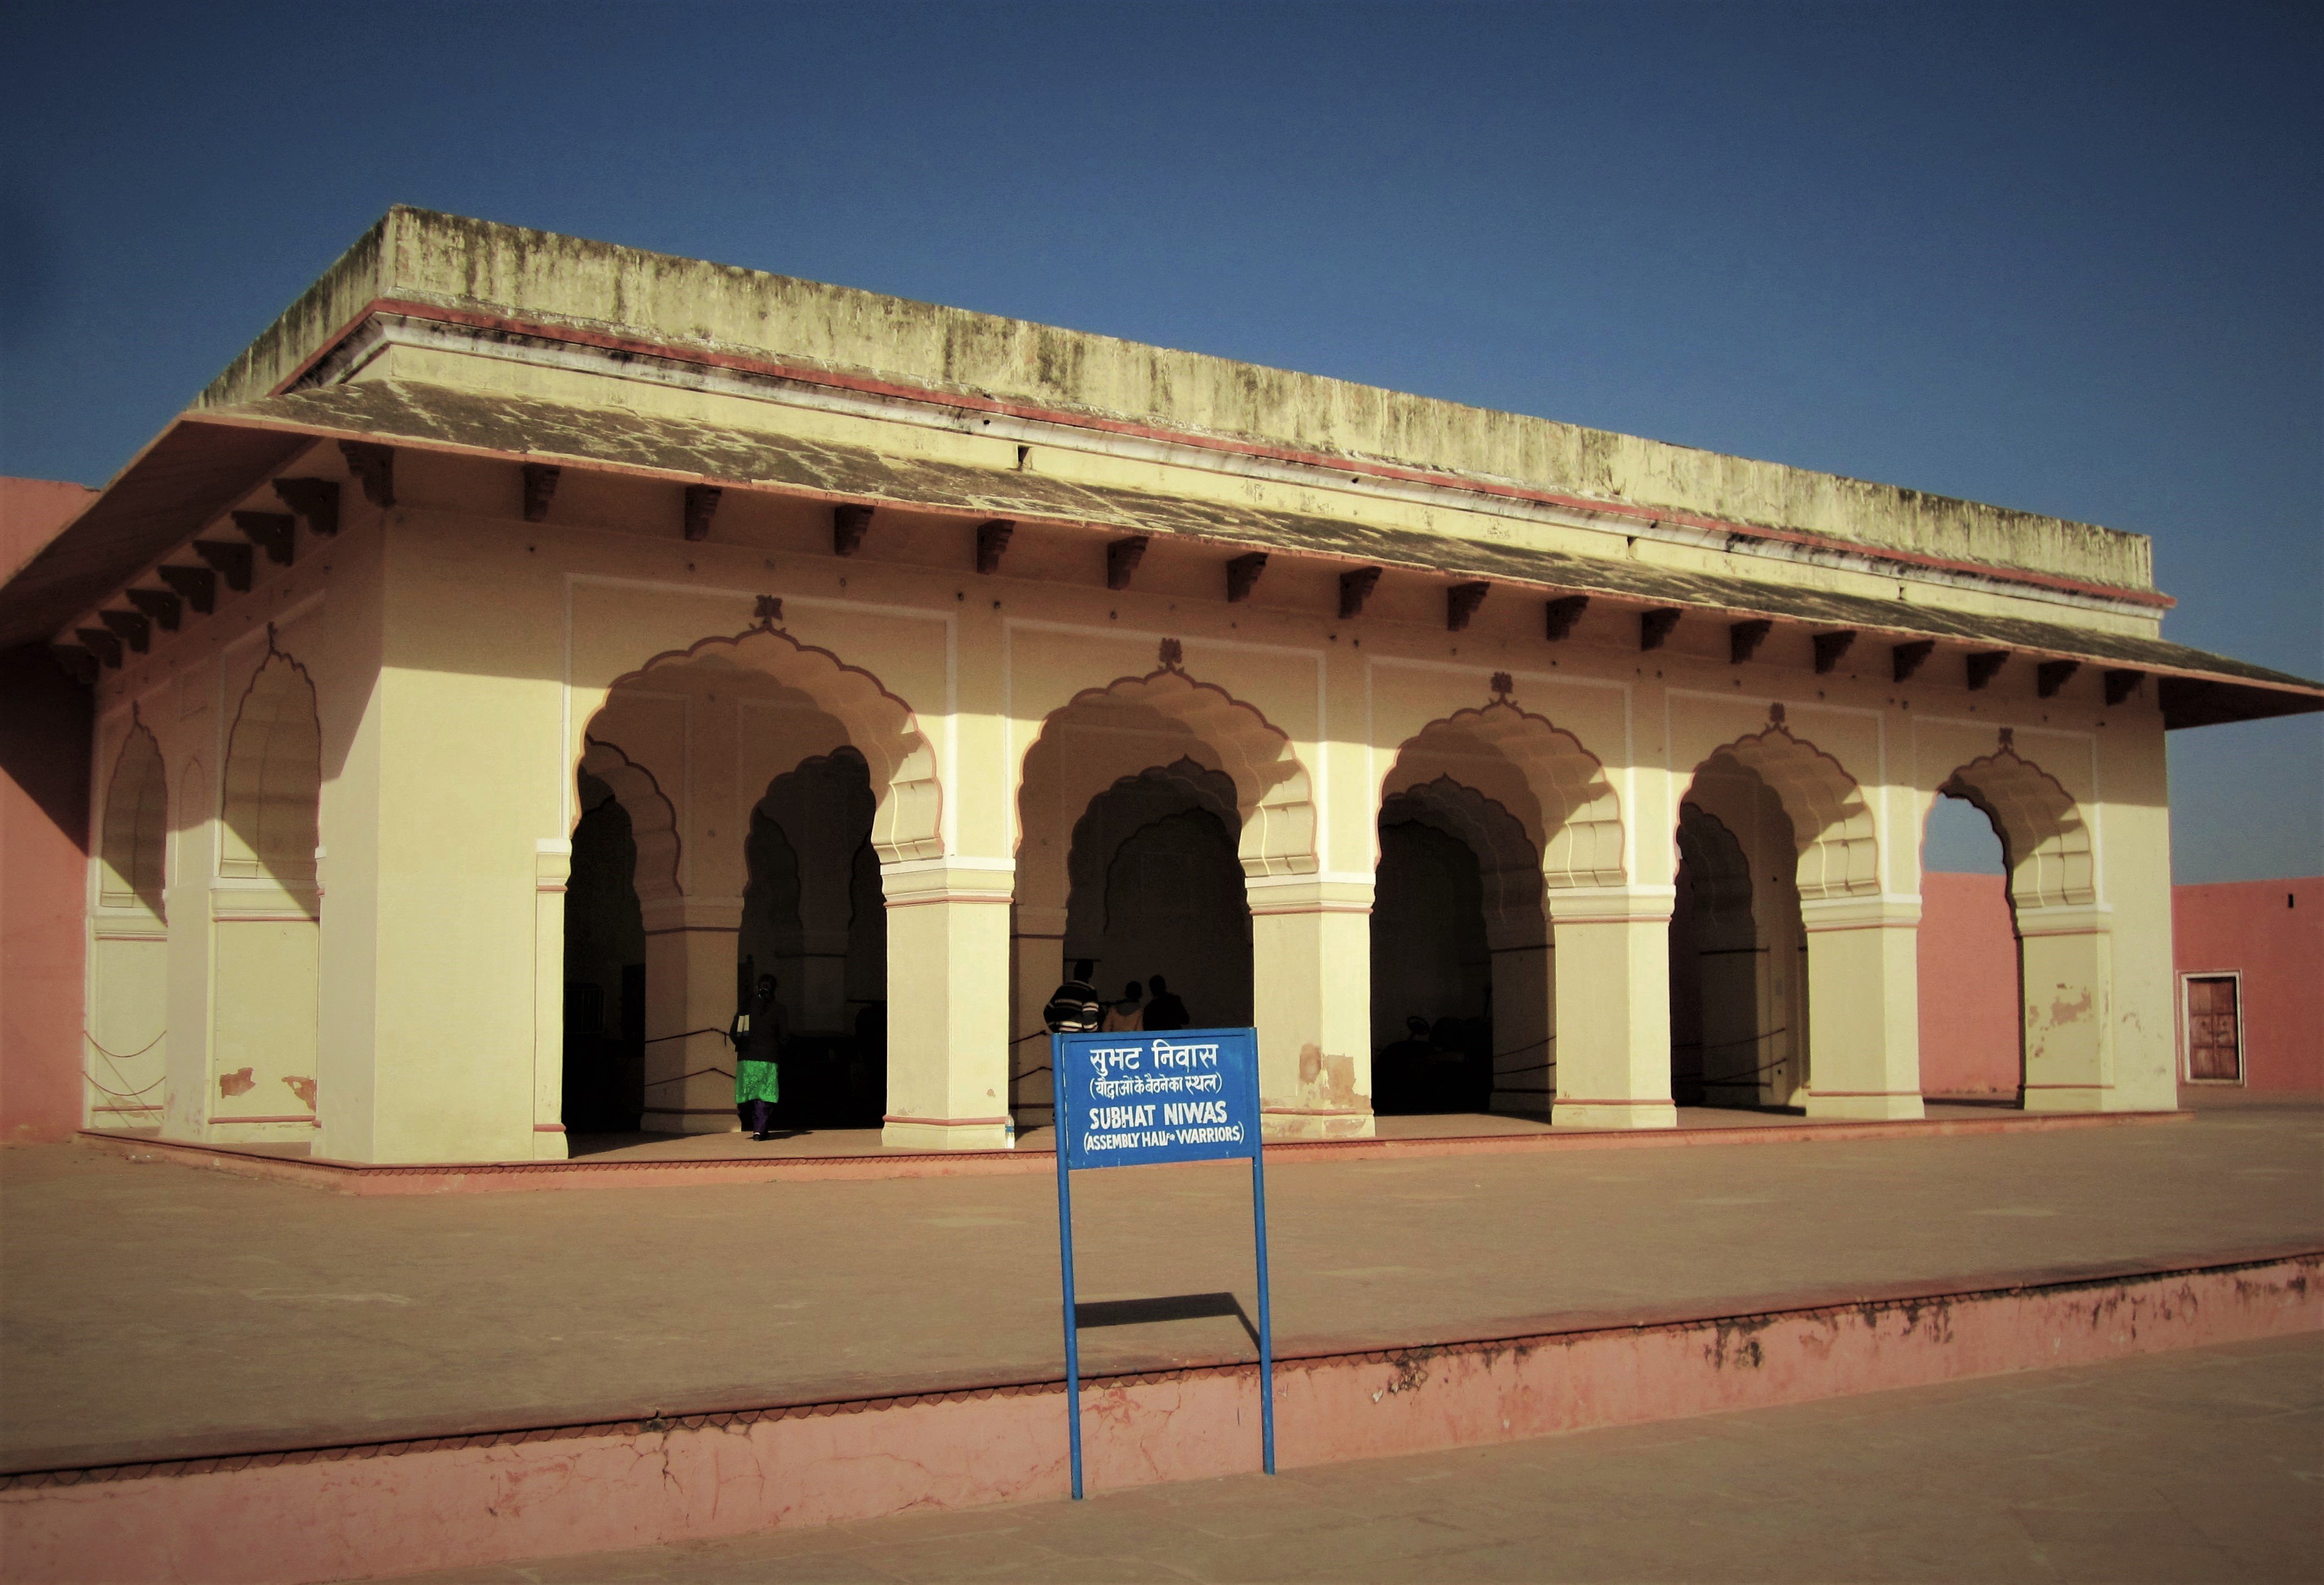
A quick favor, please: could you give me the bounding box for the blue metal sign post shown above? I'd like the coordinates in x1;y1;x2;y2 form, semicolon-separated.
1052;1026;1275;1499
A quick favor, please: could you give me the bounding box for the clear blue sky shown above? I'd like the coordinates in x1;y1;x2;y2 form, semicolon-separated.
3;1;2315;880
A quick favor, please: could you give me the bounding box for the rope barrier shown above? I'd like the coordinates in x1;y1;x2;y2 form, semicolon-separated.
83;1029;165;1062
82;1029;167;1101
84;1072;165;1100
642;1027;727;1045
1690;1028;1795;1082
643;1066;735;1087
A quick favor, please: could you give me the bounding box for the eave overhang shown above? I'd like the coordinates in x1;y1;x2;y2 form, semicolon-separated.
8;380;2317;732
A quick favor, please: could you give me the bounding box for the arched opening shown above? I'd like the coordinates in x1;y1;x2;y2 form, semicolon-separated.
1063;761;1252;1028
1917;793;2020;1102
1371;799;1493;1114
1672;747;1814;1109
89;723;168;1128
211;651;323;1138
1934;747;2103;1109
563;770;647;1134
1011;668;1309;1131
574;625;933;1138
1372;701;1616;1121
741;748;888;1129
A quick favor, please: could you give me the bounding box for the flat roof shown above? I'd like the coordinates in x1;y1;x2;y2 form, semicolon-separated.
194;208;2154;595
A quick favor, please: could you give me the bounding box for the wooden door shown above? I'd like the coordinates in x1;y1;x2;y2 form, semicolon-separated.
2185;976;2241;1081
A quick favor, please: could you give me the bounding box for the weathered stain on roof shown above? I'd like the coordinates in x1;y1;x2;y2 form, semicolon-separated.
188;208;2157;593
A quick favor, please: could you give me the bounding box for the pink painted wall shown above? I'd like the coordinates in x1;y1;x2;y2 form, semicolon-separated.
1;477;97;1144
2174;878;2322;1093
1916;873;2020;1097
1916;869;2324;1101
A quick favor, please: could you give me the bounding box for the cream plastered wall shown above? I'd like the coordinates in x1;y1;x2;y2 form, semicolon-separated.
85;426;2176;1161
82;449;378;1149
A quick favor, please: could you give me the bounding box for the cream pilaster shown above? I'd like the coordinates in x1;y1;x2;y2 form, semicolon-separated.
1547;886;1678;1129
880;859;1014;1150
1799;895;1925;1120
1248;875;1374;1140
2016;905;2116;1111
531;838;571;1159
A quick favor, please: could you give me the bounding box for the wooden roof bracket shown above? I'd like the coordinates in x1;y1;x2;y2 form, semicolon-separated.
1447;581;1491;633
1728;619;1772;664
1106;535;1149;591
975;519;1014;575
1812;630;1857;674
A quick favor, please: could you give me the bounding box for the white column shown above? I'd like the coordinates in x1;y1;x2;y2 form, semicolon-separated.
1547;887;1677;1129
1248;875;1375;1140
2017;904;2115;1112
880;859;1014;1150
1799;895;1925;1121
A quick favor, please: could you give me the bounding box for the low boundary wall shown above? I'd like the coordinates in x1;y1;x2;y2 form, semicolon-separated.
4;1245;2314;1584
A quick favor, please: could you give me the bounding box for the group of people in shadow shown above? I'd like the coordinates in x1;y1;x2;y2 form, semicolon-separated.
1373;1014;1495;1115
1042;960;1192;1035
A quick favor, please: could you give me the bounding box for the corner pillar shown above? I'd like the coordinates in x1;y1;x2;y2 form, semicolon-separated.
880;860;1013;1150
1249;875;1374;1140
1799;895;1925;1120
2017;905;2115;1111
1547;887;1677;1129
640;898;745;1135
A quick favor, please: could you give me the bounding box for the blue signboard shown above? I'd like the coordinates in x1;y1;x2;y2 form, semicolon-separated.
1052;1027;1274;1497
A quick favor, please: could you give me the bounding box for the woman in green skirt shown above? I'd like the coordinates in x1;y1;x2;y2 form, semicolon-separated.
730;972;786;1140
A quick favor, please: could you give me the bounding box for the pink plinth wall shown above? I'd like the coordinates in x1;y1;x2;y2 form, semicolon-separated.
2174;878;2323;1092
1916;873;2021;1097
1;477;97;1146
4;1250;2315;1585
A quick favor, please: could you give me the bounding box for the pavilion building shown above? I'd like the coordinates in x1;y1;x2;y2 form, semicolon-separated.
2;208;2315;1163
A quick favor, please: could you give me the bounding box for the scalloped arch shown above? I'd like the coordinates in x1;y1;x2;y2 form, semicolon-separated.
1941;748;2093;910
1381;701;1623;889
1692;726;1876;900
1027;668;1316;879
590;626;941;864
578;740;683;906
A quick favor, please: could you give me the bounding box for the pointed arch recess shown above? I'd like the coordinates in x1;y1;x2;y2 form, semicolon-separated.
220;649;322;893
1022;668;1317;879
590;626;942;865
100;721;168;915
1381;701;1623;889
1941;748;2093;911
1690;726;1876;901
